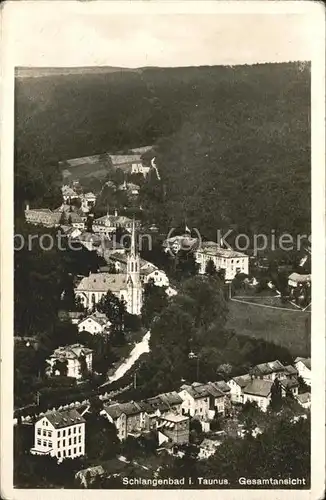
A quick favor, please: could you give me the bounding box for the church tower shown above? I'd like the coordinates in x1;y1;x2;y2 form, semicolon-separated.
126;218;142;315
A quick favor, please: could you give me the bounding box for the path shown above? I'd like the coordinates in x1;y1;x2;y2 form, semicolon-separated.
101;331;151;386
231;298;310;313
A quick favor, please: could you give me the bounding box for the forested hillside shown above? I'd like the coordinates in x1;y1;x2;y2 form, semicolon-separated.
15;62;310;236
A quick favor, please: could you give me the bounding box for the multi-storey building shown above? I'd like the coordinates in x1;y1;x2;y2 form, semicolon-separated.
30;409;85;461
45;344;93;379
194;241;249;280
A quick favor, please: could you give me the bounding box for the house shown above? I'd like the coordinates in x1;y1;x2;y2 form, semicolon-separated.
288;273;311;288
58;310;84;325
46;344;93;379
61;185;80;203
279;377;299;397
67;212;85;229
227;374;252;403
295;392;311;409
294;357;311;386
146;392;183;417
131;163;151;177
242;379;274;412
251;360;287;381
101;401;144;441
24;206;61;228
194;242;249;280
109;153;143;172
178;383;211;420
198;438;222;460
92;211;141;236
141;268;170;288
30;409;85;461
77;313;111;335
157;413;189;445
82;192;96;209
205;382;228;415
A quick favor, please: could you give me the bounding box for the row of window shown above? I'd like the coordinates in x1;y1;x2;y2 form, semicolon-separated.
58;435;82;447
58;426;82;438
58;447;82;458
37;439;52;447
37;429;52;437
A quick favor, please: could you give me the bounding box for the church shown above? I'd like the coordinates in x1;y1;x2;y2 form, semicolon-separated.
74;219;142;315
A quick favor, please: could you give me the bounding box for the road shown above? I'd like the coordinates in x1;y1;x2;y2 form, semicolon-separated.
105;331;151;384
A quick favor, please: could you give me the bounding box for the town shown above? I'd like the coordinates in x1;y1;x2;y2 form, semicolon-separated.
14;142;311;489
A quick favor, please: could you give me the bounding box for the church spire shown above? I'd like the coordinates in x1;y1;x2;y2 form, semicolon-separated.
130;216;137;257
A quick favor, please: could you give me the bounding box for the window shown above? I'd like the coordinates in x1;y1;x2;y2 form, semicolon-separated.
78;435;81;443
58;431;61;438
37;428;41;435
68;428;71;436
48;431;52;437
63;439;66;447
37;439;41;445
63;450;66;457
58;441;61;448
79;446;82;453
74;427;76;434
48;441;52;448
74;437;77;444
69;438;72;445
68;449;71;456
43;440;47;446
63;430;66;437
74;448;77;454
43;430;46;436
58;451;61;458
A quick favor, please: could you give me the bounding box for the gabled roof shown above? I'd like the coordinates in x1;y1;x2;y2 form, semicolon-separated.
196;241;247;258
76;273;127;293
231;374;252;388
103;401;142;420
243;379;273;398
49;344;93;360
213;380;231;393
280;377;299;389
158;392;183;406
295;357;311;370
40;408;85;429
283;365;298;376
78;314;110;328
253;360;285;375
180;384;211;400
296;392;311;405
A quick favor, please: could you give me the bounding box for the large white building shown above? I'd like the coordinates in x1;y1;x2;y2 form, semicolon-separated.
194;242;249;280
30;409;86;461
75;219;143;315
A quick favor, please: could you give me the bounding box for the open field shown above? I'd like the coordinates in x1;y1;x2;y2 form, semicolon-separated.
226;299;311;357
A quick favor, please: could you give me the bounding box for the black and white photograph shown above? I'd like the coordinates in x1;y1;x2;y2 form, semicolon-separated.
1;0;325;497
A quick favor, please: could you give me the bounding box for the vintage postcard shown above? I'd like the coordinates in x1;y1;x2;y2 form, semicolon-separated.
1;1;325;499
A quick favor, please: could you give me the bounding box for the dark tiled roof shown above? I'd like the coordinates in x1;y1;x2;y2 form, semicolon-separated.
213;380;231;393
243;379;273;397
280;378;299;389
232;374;252;388
41;409;85;429
103;401;142;419
283;365;298;376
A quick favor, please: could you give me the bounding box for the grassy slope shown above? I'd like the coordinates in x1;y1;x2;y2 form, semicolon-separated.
226;299;311;357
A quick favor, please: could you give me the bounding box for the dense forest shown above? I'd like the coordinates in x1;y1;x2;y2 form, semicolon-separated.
15;62;310;237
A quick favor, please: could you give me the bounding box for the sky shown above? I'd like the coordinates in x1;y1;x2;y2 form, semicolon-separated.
4;1;318;68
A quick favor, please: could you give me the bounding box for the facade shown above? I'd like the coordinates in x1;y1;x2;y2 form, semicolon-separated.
92;212;141;236
25;206;61;228
251;360;288;381
30;409;86;461
227;375;252;404
279;377;299;397
295;392;311;409
61;185;79;203
178;384;211;420
77;313;111;335
46;344;93;379
198;438;222;460
157;413;189;445
101;401;144;441
242;379;273;412
141;268;170;287
194;241;249;280
74;220;143;315
294;357;311;386
131;163;150;177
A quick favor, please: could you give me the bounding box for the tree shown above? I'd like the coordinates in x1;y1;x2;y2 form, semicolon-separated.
270;378;283;412
85;414;120;461
97;291;127;345
141;278;169;327
174;250;199;281
205;258;217;276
